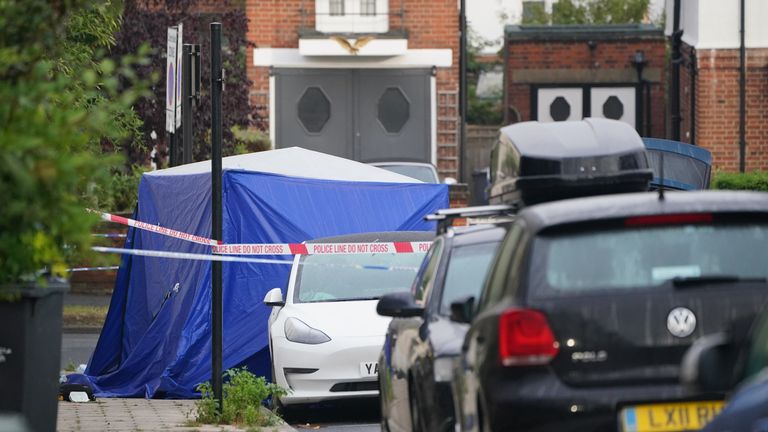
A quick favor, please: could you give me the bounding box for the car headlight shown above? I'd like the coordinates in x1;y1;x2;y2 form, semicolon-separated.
433;356;455;382
284;317;331;345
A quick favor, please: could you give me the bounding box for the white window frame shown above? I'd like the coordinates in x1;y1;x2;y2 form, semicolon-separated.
315;0;389;33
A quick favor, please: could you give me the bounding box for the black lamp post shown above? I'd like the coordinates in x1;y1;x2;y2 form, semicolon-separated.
631;50;649;136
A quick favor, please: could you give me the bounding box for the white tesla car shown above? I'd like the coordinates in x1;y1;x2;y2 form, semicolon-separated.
263;231;433;406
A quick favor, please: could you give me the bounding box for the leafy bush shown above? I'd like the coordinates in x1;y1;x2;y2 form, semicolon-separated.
231;126;271;156
195;367;287;428
0;0;148;289
712;171;768;192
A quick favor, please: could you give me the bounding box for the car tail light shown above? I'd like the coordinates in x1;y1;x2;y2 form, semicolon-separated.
498;309;559;367
625;213;713;226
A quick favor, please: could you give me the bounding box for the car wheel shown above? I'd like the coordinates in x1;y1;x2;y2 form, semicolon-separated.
409;377;426;432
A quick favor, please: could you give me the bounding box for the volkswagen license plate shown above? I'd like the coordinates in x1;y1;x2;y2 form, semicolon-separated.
359;361;378;377
620;401;725;432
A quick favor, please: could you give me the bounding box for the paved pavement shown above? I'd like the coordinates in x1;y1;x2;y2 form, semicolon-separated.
63;294;111;308
57;399;295;431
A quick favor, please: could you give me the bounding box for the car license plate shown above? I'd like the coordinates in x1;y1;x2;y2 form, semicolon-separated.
359;361;378;377
620;401;725;432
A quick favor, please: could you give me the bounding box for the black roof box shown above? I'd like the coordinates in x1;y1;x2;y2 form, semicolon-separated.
488;118;652;206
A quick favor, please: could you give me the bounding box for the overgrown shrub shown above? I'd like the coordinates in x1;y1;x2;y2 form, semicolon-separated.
0;0;148;289
712;171;768;192
195;367;287;428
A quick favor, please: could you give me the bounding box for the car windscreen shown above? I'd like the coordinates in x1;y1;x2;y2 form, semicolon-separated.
439;241;501;315
377;165;438;183
647;150;710;189
294;252;426;303
530;222;768;296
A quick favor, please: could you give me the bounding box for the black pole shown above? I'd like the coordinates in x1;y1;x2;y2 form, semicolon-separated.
670;0;682;141
210;22;223;412
739;0;746;172
182;44;193;165
169;132;178;167
634;65;644;136
645;80;652;137
689;50;696;145
459;0;467;183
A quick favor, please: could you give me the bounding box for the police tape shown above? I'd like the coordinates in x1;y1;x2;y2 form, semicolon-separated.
92;247;421;272
91;209;433;255
211;241;433;256
87;209;221;246
92;233;127;238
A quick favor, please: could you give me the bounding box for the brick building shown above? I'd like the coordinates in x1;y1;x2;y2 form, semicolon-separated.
245;0;460;180
503;24;667;139
669;0;768;172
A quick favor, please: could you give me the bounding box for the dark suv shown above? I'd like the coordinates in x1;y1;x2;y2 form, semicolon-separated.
452;191;768;432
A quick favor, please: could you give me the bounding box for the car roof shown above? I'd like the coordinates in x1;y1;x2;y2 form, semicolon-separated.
447;223;510;247
307;230;435;243
370;162;436;168
519;190;768;232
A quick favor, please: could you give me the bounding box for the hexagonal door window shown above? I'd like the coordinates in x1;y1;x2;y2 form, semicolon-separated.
378;87;410;134
602;95;624;120
549;96;571;121
297;87;331;133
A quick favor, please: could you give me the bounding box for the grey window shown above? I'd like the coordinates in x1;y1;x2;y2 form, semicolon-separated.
297;87;331;133
603;95;624;120
439;242;501;315
534;223;768;295
550;96;571;121
294;253;426;303
361;0;376;15
479;224;523;310
330;0;345;16
378;87;410;134
413;239;443;304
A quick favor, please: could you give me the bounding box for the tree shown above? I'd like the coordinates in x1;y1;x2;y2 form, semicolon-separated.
0;0;148;286
113;0;259;166
525;0;651;25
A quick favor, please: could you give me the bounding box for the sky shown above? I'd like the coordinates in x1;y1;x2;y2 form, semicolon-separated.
467;0;666;53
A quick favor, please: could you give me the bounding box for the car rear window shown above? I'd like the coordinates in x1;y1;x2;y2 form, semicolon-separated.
294;252;426;303
439;242;500;315
530;222;768;296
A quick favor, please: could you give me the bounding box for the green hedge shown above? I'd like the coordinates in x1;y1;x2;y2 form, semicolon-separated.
712;171;768;192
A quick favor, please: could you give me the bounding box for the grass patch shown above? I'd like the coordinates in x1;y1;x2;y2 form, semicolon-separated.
63;305;108;328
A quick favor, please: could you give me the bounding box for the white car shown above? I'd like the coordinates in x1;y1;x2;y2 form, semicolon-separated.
263;231;433;406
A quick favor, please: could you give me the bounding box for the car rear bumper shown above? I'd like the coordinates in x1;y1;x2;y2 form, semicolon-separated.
480;371;725;432
272;335;383;405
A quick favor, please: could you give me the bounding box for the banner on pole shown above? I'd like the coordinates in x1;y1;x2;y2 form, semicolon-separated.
175;23;183;128
165;26;178;133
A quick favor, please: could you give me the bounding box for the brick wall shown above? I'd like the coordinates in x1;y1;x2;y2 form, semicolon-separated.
681;43;768;171
505;36;667;138
244;0;460;179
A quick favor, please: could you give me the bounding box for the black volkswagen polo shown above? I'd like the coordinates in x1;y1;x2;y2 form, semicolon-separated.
377;222;509;432
452;190;768;432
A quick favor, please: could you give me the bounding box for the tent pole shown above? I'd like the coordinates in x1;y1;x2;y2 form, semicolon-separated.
210;22;224;413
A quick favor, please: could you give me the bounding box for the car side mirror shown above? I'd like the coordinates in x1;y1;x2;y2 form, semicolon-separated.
263;287;285;307
681;332;738;392
450;296;475;324
377;292;423;318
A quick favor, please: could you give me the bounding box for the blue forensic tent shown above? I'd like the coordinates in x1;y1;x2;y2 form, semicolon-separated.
83;148;448;398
